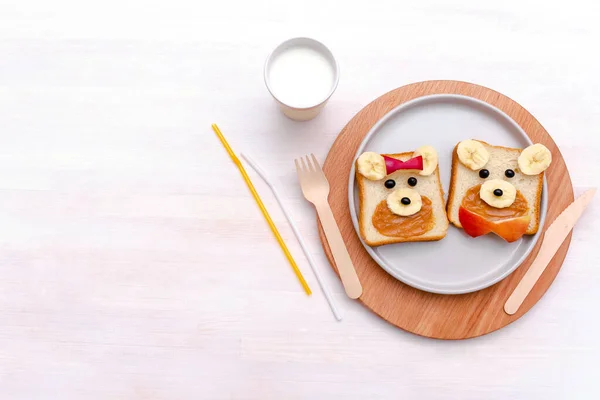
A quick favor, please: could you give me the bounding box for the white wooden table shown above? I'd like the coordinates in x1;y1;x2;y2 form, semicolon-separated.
1;1;599;398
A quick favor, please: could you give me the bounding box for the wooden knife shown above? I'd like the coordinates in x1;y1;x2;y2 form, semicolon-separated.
504;188;596;315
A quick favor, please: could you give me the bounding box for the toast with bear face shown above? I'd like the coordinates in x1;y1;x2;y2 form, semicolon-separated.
447;140;551;242
355;147;449;247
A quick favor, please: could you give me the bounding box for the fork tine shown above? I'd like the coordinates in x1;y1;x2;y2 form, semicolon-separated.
311;154;328;180
310;154;322;172
308;155;318;173
301;156;311;173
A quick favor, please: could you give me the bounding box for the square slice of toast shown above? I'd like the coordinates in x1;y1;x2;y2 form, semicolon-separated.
447;141;544;235
356;152;449;247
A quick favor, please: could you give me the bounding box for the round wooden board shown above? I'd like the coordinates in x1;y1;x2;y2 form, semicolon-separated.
317;80;574;340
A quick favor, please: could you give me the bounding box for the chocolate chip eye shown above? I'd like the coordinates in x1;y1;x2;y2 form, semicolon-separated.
384;179;396;189
479;169;490;178
505;169;515;178
407;177;417;187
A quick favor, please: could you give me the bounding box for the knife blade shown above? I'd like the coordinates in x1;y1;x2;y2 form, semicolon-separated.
504;188;596;315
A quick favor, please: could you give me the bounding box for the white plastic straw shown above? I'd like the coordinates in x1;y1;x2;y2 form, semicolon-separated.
241;152;342;321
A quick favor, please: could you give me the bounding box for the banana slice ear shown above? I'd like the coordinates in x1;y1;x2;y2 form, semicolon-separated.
412;145;438;176
518;143;552;175
457;140;489;170
357;152;387;180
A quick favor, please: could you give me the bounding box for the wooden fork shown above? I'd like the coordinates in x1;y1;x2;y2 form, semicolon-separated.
295;154;362;299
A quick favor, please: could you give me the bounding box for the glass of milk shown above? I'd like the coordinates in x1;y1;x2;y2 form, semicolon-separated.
264;37;339;121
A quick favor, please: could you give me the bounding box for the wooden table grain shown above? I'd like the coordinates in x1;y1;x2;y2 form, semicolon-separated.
0;1;599;399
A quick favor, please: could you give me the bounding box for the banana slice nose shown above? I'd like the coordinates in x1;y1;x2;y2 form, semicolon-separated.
480;179;517;208
387;188;422;216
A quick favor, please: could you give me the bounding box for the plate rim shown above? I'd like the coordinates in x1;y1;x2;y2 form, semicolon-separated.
347;93;548;295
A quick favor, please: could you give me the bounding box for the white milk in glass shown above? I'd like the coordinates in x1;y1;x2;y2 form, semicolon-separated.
268;45;336;109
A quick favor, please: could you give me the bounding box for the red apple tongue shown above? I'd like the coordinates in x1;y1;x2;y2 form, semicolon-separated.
383;155;424;174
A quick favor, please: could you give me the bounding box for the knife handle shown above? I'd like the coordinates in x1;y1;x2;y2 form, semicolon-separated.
315;202;363;299
504;240;555;315
504;188;596;315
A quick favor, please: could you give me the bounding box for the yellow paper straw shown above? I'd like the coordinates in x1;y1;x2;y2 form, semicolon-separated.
211;124;312;295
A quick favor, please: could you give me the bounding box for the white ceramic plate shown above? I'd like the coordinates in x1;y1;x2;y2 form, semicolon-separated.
348;94;547;294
